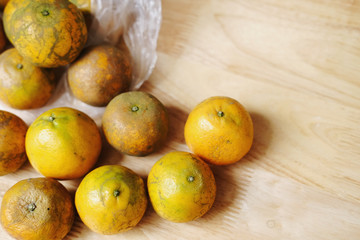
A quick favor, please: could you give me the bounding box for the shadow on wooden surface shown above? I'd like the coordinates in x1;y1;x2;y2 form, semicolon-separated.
94;129;124;167
248;112;273;162
64;216;85;240
166;105;188;145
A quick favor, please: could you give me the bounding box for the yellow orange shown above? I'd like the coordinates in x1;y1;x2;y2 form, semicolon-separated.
75;165;148;234
184;96;253;165
25;107;102;179
0;48;56;109
148;151;216;222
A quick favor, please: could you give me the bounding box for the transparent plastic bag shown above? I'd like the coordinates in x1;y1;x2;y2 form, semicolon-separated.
0;0;162;125
88;0;162;90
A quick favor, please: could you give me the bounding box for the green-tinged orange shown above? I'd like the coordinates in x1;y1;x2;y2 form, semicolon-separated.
148;151;216;223
184;96;253;165
1;178;75;240
25;107;102;179
68;44;132;106
75;165;148;235
0;111;27;176
102;91;168;156
0;48;56;109
3;0;88;68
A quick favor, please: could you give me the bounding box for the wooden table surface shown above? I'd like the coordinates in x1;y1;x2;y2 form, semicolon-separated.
1;0;360;239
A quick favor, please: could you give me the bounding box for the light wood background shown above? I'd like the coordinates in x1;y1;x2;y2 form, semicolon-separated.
1;0;360;239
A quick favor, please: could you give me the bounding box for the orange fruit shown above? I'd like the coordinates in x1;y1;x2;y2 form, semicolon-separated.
68;44;132;106
148;151;216;222
0;110;27;176
25;107;102;179
1;177;75;240
3;0;88;68
184;96;253;165
75;165;148;235
102;91;168;156
0;48;56;109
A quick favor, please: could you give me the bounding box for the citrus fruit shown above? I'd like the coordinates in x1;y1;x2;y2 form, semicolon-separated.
102;91;168;156
0;48;56;109
1;177;75;240
0;110;27;176
75;165;148;235
3;0;88;68
68;44;132;106
184;96;253;165
25;107;102;179
148;151;216;223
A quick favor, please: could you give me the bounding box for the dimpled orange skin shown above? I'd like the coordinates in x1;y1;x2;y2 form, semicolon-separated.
68;44;132;106
69;0;92;30
102;91;169;156
25;107;102;179
3;0;88;68
0;48;56;109
0;111;27;176
1;178;75;240
148;151;216;223
184;96;253;165
75;165;148;235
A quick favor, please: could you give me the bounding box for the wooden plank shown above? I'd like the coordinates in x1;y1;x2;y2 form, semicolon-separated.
1;0;360;239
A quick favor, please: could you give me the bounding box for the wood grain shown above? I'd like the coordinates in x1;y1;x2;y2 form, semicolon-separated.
1;0;360;239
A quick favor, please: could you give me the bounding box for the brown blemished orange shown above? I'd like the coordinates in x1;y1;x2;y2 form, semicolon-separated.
0;48;56;109
0;110;27;176
68;44;132;106
184;96;253;165
75;165;147;235
1;178;75;240
25;107;102;179
3;0;88;68
69;0;92;30
102;91;168;156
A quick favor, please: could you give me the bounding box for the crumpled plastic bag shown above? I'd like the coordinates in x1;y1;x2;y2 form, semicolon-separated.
0;0;162;125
